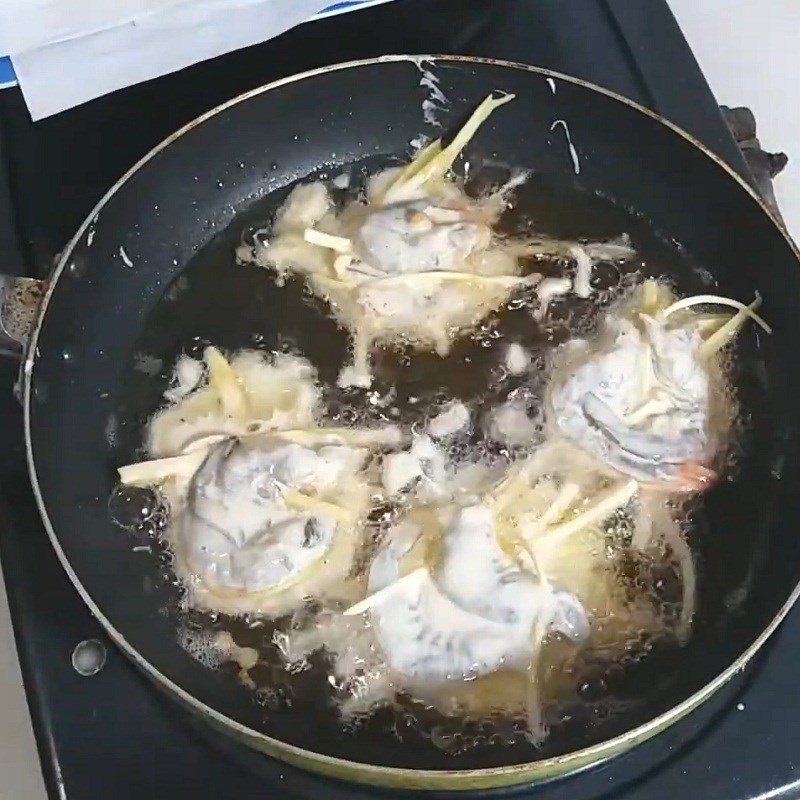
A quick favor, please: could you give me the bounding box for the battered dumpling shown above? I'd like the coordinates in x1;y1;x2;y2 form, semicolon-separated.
281;430;665;739
118;346;402;616
548;280;770;489
246;94;542;388
173;433;374;615
242;93;640;388
550;317;711;484
353;198;490;275
364;504;589;683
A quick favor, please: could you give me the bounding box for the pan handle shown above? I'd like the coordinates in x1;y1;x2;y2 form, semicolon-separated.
0;275;46;358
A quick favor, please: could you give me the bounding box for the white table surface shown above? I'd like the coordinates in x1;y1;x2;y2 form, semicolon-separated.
0;4;797;798
669;0;800;238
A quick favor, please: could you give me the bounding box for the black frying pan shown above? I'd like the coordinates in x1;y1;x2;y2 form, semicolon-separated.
8;56;800;790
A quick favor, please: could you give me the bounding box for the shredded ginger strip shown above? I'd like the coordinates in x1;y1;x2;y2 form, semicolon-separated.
343;568;427;616
365;270;533;289
303;229;353;253
698;294;769;359
205;346;248;419
659;293;771;334
118;450;208;486
282;490;355;524
386;92;515;199
533;479;638;549
378;138;443;202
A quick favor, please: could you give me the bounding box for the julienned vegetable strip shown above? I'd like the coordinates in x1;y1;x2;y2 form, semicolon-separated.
303;228;353;253
282;490;354;523
387;92;516;198
342;567;427;615
659;293;771;334
120;424;403;487
525;599;556;744
379;138;443;201
365;270;534;289
535;479;638;547
118;450;208;486
205;346;249;419
275;426;404;448
536;481;581;528
698;295;768;359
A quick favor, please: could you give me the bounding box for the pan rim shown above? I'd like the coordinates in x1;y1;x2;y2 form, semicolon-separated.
22;53;800;788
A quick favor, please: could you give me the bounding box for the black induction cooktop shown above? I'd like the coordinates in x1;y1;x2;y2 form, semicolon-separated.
2;2;799;798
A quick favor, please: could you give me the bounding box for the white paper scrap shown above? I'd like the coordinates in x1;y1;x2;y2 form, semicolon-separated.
0;0;186;56
7;0;395;120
